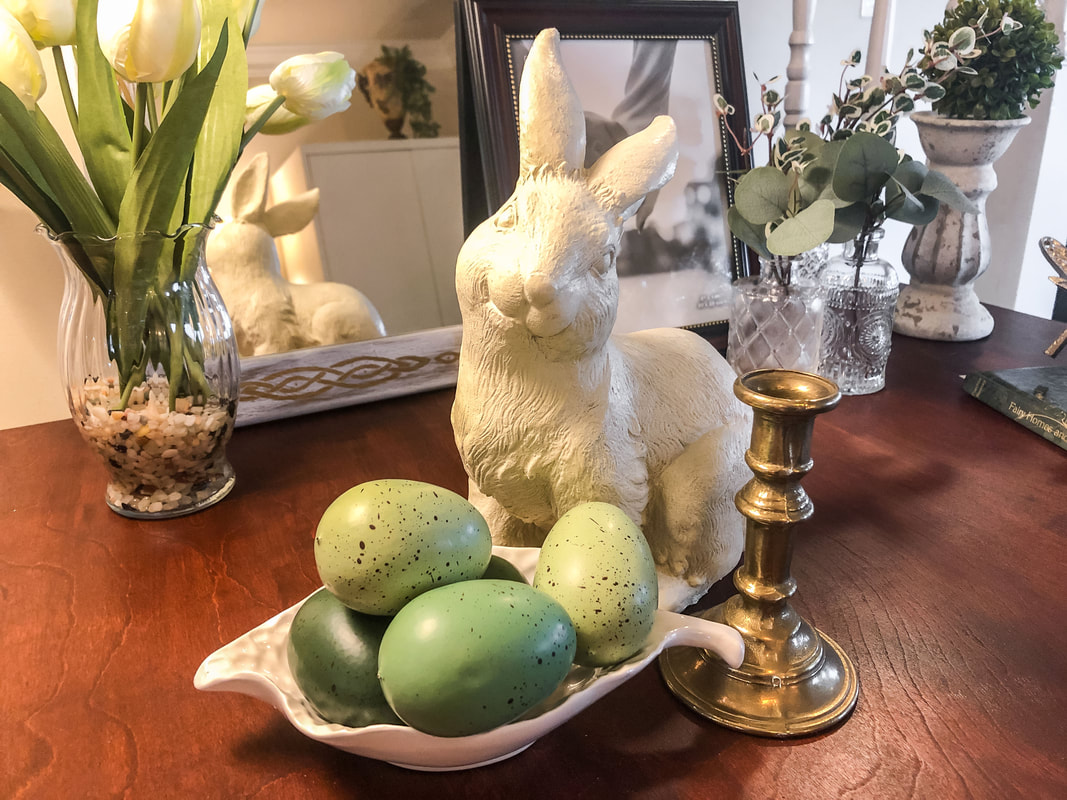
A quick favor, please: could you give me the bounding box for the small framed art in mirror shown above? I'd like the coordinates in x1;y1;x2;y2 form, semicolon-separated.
457;0;753;338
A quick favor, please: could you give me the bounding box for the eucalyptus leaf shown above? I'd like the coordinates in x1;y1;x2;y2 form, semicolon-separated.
75;0;133;224
727;205;771;260
766;199;835;256
885;175;938;225
921;168;979;214
734;167;791;226
831;132;899;204
828;202;868;243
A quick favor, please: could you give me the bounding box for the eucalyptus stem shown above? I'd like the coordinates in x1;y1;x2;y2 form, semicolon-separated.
52;47;78;132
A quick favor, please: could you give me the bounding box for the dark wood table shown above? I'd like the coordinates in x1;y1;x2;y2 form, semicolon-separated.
3;306;1065;799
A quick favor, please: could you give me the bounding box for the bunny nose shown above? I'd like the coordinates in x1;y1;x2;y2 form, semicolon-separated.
524;273;557;308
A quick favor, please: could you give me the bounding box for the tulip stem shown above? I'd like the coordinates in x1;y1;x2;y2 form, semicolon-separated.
52;47;78;133
146;84;160;132
132;84;149;160
240;95;287;152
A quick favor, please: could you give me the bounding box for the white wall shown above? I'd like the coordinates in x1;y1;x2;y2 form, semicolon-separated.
2;0;1063;429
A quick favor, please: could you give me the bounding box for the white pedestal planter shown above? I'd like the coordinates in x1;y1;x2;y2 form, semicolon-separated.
895;111;1030;341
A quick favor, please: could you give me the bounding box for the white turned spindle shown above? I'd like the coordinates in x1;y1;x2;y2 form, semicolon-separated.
865;0;896;78
784;0;818;127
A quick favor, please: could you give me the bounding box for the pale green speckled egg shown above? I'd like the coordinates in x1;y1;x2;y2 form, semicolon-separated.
533;502;658;667
314;479;492;615
377;580;577;737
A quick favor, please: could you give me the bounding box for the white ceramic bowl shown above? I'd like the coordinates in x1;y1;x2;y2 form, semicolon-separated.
194;546;743;771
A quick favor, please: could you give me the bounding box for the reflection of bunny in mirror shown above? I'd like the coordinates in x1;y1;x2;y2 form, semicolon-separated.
206;153;387;357
451;29;751;609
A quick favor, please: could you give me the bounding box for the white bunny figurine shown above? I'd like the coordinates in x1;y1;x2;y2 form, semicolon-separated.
451;29;751;610
206;152;387;358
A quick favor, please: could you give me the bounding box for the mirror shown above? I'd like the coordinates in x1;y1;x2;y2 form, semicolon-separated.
234;0;466;425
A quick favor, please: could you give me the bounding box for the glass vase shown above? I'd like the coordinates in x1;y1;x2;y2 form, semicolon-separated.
50;225;240;518
726;254;825;376
819;229;899;395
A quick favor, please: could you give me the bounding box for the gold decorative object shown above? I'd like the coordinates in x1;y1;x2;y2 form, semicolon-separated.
660;369;858;737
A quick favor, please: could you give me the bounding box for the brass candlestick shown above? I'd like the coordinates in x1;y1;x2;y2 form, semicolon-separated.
660;369;858;737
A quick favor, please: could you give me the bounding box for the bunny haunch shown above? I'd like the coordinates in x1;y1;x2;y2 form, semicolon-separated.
451;29;751;611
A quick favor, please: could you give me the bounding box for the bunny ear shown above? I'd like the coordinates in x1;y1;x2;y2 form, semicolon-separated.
229;152;271;224
518;28;586;175
588;115;678;221
261;188;320;237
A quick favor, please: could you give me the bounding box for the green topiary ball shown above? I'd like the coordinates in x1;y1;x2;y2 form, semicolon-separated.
922;0;1064;120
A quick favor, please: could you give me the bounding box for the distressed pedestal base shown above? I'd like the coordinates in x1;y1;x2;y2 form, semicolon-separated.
894;282;994;341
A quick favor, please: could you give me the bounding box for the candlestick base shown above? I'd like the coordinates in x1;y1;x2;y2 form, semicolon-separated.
659;603;858;737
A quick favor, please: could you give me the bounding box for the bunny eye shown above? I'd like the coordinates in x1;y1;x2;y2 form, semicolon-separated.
494;203;517;230
593;246;617;276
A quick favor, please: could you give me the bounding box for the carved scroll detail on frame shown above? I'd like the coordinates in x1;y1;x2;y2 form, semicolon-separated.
235;326;463;427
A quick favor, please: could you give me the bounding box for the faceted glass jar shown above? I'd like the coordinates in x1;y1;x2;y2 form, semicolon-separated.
727;254;825;376
51;226;240;518
819;230;899;395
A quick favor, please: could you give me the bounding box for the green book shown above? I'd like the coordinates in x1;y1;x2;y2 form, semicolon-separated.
962;366;1067;452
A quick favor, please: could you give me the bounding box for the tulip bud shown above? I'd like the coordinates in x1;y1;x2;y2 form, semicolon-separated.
269;51;356;121
0;6;46;108
245;83;309;135
0;0;76;47
97;0;202;83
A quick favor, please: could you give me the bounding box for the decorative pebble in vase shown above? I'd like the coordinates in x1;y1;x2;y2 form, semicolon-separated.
819;229;898;395
51;226;241;518
727;253;825;376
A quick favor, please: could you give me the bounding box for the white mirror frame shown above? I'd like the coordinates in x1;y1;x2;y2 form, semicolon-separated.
236;325;462;426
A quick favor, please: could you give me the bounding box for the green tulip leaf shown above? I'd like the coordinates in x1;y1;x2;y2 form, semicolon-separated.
0;143;70;235
0;83;113;237
76;0;133;224
727;205;771;260
112;28;230;379
828;202;868;243
920;168;979;214
188;12;248;231
766;199;835;256
117;27;229;235
831;132;900;204
734;167;791;225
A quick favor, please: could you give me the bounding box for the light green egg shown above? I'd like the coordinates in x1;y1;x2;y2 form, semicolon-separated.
533;502;658;667
314;479;492;615
377;580;577;737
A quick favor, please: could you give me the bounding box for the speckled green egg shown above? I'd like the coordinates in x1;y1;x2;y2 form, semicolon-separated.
533;502;658;667
286;588;402;727
377;580;577;737
314;479;492;615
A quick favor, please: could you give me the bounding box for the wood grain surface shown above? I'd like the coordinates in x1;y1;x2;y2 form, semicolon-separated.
3;306;1065;800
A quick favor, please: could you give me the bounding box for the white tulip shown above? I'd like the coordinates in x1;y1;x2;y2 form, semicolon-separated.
0;0;77;48
0;6;45;108
269;51;355;121
245;83;309;134
97;0;201;83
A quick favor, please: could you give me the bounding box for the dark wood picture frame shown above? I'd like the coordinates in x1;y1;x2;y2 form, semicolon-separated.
456;0;752;337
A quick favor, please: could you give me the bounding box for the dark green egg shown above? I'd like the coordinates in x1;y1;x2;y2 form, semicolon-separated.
480;554;528;583
287;588;402;727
